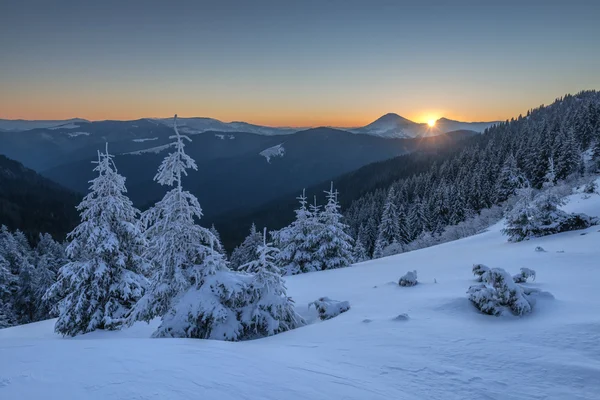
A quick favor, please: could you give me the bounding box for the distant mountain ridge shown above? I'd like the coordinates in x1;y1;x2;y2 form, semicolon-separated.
348;113;499;138
0;114;498;138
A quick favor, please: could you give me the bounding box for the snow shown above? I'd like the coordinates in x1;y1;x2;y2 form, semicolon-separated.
48;123;80;130
126;143;175;155
132;137;158;143
150;117;300;136
0;118;88;132
259;143;285;163
67;131;91;137
1;186;600;399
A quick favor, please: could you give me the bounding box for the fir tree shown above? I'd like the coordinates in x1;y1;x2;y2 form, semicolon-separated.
352;225;369;263
130;115;243;340
373;187;400;258
314;183;354;270
494;153;525;203
239;228;305;339
210;224;226;256
273;190;320;274
229;223;264;271
46;145;148;336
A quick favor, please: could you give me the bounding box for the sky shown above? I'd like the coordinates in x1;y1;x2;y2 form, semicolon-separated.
1;0;599;127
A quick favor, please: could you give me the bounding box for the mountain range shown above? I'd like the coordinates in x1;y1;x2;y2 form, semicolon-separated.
0;113;496;243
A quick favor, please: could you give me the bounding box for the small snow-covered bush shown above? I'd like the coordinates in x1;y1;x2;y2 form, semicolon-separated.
535;246;546;252
503;189;597;242
309;297;350;320
513;267;536;283
472;264;490;282
468;267;536;316
398;270;418;287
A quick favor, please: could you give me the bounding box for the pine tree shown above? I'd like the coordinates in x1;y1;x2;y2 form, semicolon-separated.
130;115;243;340
210;224;226;256
555;128;581;180
543;157;557;188
273;190;320;274
239;228;305;339
494;153;525;203
229;223;264;271
351;225;369;263
46;145;148;336
373;187;400;258
314;183;354;270
0;253;15;328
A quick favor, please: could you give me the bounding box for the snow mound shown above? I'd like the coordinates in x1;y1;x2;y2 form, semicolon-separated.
260;143;285;163
399;270;418;286
309;297;350;320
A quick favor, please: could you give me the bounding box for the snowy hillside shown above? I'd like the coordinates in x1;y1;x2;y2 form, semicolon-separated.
1;186;600;399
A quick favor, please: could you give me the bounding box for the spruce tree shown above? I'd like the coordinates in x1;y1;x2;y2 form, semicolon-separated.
210;224;226;256
273;190;320;274
46;145;148;336
130;115;244;340
374;187;400;258
239;228;305;339
494;153;525;203
351;225;369;263
315;183;354;270
230;223;264;271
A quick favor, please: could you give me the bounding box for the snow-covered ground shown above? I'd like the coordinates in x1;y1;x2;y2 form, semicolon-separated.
1;188;599;400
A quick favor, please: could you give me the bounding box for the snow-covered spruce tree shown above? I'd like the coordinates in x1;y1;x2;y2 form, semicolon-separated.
502;187;595;242
34;234;66;319
472;263;490;282
154;247;250;340
373;186;400;258
494;153;526;203
314;183;354;270
0;253;16;328
130;115;245;340
273;190;320;275
467;267;534;316
238;228;305;339
45;145;148;336
210;224;226;256
229;223;264;271
351;225;370;263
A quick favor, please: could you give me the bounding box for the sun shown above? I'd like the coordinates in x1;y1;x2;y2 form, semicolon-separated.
427;119;436;127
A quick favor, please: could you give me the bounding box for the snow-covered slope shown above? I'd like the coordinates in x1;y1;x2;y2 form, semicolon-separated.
0;118;89;132
1;187;600;399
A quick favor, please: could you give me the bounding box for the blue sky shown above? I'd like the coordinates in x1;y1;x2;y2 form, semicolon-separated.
1;0;598;126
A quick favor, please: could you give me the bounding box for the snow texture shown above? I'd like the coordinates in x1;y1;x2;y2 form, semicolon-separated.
1;182;600;399
132;137;158;143
66;131;91;137
259;143;285;163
